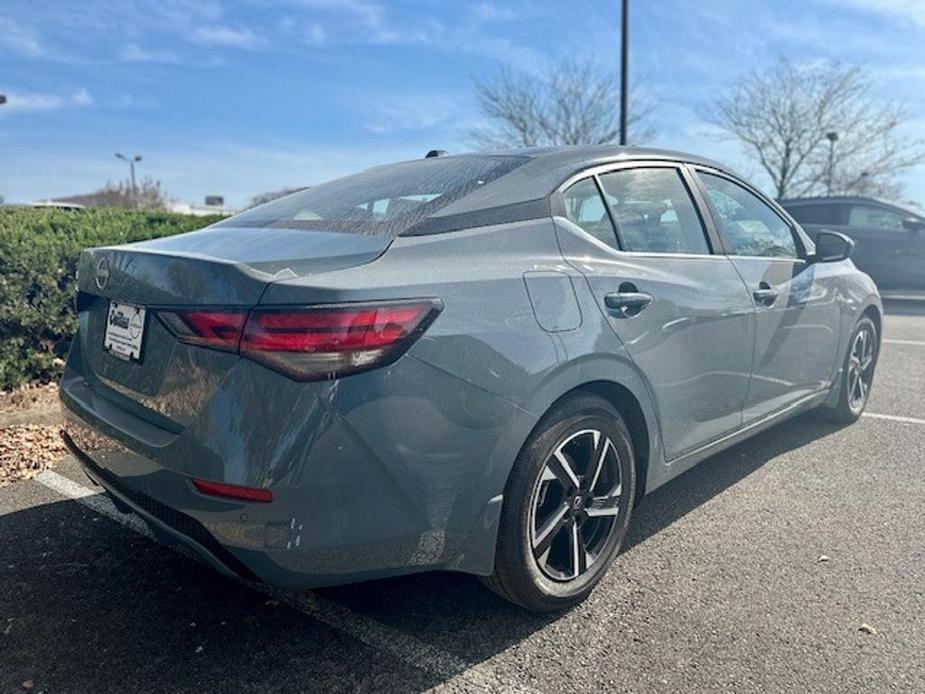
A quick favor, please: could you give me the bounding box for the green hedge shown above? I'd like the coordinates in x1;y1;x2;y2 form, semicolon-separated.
0;207;222;390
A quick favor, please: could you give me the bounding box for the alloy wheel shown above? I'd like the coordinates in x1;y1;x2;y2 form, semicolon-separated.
847;325;876;413
528;428;623;582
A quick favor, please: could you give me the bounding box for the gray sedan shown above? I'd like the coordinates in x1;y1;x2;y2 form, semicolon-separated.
60;146;881;611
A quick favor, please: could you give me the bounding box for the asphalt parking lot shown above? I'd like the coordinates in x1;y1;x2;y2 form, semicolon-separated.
2;303;923;694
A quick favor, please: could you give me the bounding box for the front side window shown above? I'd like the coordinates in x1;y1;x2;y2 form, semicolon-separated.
597;168;711;255
561;177;618;248
847;205;906;231
698;173;797;258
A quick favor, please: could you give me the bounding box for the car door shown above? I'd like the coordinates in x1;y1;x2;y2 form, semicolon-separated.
554;162;755;461
845;203;925;289
692;168;841;422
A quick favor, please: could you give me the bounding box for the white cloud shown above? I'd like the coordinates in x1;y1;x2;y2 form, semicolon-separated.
0;17;44;57
289;0;436;47
118;44;182;63
835;0;925;28
303;22;327;46
193;25;260;48
471;3;517;22
361;93;460;134
71;88;93;107
0;89;93;114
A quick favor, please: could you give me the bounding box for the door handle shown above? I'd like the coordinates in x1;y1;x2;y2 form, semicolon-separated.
604;290;653;316
753;283;779;306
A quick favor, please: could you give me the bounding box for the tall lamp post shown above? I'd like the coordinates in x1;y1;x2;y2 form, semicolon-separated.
825;131;839;196
619;0;629;145
0;95;5;204
115;153;142;208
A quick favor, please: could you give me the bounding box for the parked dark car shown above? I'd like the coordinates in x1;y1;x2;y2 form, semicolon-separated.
61;146;881;612
780;196;925;295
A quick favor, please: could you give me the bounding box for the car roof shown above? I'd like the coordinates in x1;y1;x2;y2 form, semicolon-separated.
779;195;923;217
493;144;729;169
426;145;740;220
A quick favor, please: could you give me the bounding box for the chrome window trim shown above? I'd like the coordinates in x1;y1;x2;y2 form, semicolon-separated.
554;159;720;258
555;159;690;195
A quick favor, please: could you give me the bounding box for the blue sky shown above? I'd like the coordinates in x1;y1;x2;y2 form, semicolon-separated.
2;0;925;208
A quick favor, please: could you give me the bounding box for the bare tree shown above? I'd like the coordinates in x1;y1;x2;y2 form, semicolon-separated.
59;177;171;211
709;58;925;199
468;57;655;149
249;187;307;208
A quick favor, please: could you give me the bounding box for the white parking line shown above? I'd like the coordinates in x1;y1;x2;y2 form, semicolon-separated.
883;339;925;346
33;470;537;694
35;470;153;538
863;412;925;426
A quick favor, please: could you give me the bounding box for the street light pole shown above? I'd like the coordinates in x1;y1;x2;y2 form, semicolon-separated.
619;0;629;146
825;131;839;196
115;153;142;208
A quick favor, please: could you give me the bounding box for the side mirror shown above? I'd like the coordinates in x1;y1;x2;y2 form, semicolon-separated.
811;230;854;263
902;217;925;232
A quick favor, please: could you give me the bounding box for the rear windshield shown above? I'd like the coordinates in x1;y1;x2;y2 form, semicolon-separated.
219;155;529;236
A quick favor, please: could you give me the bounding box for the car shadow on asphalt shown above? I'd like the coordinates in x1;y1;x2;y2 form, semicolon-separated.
318;412;851;662
0;497;447;693
0;413;849;693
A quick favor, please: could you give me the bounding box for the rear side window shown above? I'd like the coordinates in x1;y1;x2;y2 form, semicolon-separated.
561;178;619;248
786;203;844;225
218;155;528;236
598;168;711;255
698;173;797;258
847;205;906;231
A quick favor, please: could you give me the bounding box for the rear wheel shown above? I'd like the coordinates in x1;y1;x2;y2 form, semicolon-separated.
483;394;635;612
822;316;879;423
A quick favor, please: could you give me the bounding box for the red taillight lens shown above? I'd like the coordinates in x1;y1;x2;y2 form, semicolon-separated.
241;301;441;380
158;310;248;352
159;300;441;381
193;478;273;503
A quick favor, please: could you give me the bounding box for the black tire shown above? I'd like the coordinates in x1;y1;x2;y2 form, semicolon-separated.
821;316;879;423
482;393;636;612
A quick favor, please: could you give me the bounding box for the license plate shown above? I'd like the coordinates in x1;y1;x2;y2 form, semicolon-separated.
103;301;147;361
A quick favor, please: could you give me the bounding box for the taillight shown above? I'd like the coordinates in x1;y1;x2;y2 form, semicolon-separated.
159;300;441;380
241;300;441;381
158;310;248;352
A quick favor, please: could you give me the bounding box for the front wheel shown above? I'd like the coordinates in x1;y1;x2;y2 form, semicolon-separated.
482;394;635;612
822;316;879;423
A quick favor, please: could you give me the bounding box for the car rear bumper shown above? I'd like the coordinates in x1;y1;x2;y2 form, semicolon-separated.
58;345;531;587
61;428;261;583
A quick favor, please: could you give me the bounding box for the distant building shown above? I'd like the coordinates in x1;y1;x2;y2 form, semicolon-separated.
23;200;86;210
167;195;239;217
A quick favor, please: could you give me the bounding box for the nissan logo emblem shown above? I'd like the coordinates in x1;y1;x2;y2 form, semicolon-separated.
95;257;111;291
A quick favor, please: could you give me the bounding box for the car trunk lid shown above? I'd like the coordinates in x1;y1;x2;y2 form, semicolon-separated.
74;226;391;429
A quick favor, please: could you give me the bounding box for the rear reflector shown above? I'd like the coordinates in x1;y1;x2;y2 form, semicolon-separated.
158;300;441;381
193;478;273;503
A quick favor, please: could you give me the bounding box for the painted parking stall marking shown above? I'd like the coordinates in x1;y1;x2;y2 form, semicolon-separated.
33;471;540;694
862;412;925;426
882;339;925;347
35;470;152;538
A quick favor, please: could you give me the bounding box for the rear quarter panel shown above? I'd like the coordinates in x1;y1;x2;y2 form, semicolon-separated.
262;219;662;565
